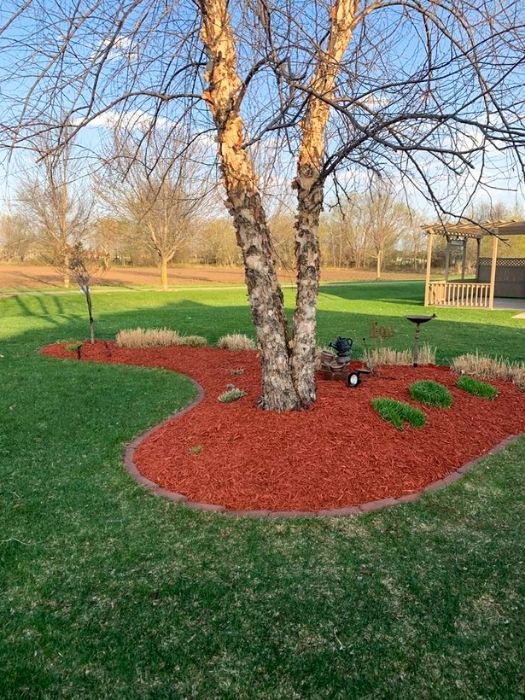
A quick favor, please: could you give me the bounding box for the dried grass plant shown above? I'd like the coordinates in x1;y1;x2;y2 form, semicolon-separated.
365;344;436;368
116;328;181;348
452;353;525;388
116;328;207;349
217;334;256;351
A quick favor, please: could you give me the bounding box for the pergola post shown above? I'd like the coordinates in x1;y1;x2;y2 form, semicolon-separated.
489;232;498;310
475;238;481;280
424;231;434;306
461;238;467;281
444;235;450;282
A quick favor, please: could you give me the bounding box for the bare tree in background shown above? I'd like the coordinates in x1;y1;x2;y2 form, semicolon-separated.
322;187;413;272
1;0;524;410
92;216;129;265
400;218;426;273
16;138;93;287
0;213;35;262
196;217;240;265
364;185;413;279
100;127;212;290
323;197;369;268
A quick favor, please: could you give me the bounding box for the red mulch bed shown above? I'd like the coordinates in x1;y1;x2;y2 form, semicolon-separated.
42;341;525;511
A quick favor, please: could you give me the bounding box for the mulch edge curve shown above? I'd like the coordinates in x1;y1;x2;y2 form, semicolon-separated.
122;372;524;518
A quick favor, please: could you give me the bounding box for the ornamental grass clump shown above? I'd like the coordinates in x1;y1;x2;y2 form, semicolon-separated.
218;384;247;403
452;352;525;388
116;328;207;348
372;398;426;431
180;335;208;347
456;375;498;399
409;380;453;408
365;344;435;368
217;334;256;350
116;327;181;348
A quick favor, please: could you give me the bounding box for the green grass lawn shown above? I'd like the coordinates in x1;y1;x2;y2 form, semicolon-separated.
1;281;524;699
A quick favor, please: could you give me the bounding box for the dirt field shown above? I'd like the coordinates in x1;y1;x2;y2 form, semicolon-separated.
0;262;423;291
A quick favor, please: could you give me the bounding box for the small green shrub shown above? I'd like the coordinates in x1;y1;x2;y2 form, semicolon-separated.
372;398;426;430
218;385;247;403
409;380;453;408
456;375;498;399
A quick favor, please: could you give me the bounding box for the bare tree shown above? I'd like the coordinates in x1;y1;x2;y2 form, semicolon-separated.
467;200;525;258
100;127;211;289
323;196;369;268
1;0;524;410
16;138;93;287
399;217;426;272
0;213;35;262
363;185;413;279
66;242;99;343
196;217;241;265
91;216;129;265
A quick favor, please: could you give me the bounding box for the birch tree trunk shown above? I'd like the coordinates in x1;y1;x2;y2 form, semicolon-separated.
199;0;300;411
199;0;357;410
292;0;358;405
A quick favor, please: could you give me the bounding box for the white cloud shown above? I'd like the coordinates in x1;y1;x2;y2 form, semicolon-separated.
78;109;173;131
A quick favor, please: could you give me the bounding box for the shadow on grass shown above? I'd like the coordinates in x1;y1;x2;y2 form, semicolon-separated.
2;288;524;365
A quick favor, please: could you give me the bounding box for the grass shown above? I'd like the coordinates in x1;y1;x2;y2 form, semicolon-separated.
409;380;453;408
457;375;499;399
218;385;247;402
1;280;524;698
372;397;427;430
451;352;525;388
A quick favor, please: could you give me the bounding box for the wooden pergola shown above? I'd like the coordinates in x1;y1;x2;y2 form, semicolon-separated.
422;220;525;309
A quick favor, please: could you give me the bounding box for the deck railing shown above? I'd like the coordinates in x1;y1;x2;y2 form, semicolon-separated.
427;281;491;307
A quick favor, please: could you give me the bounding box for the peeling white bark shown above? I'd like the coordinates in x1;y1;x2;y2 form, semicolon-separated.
200;0;300;411
292;0;358;405
199;0;357;411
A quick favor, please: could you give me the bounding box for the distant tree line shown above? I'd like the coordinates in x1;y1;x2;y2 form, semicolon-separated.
1;142;436;284
0;120;522;289
3;173;522;285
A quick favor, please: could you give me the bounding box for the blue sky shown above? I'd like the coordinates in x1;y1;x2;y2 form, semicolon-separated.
0;0;523;220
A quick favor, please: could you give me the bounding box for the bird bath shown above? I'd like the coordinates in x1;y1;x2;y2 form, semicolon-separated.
406;314;436;366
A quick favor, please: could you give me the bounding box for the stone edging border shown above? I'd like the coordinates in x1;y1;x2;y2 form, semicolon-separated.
123;374;524;518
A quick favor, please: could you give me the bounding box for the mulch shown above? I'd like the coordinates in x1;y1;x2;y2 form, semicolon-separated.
42;341;525;512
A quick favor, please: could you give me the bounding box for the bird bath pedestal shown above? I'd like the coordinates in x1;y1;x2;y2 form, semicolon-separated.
405;314;436;367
